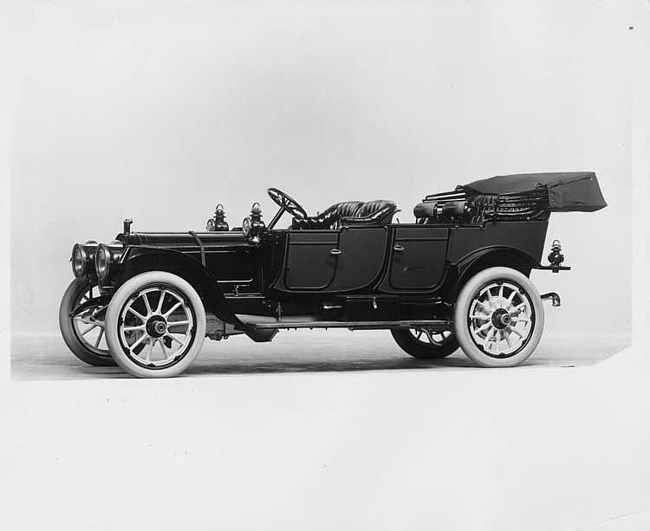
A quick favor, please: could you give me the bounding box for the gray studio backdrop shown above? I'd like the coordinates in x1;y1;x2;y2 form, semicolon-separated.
10;1;631;345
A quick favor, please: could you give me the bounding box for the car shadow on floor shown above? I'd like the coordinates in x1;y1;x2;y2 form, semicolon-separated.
10;334;622;381
75;355;587;380
186;354;478;376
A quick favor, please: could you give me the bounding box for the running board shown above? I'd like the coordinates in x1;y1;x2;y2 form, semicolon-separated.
241;319;452;331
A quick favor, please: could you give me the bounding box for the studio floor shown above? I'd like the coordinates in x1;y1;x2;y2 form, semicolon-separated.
11;330;629;381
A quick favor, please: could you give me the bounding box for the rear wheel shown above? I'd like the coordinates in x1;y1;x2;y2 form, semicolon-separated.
454;267;544;367
391;328;459;359
59;278;116;366
105;272;206;378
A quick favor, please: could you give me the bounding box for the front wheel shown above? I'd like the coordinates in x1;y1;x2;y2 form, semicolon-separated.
59;278;116;366
454;267;544;368
105;272;206;378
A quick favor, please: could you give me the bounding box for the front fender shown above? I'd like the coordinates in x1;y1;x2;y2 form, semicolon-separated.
117;247;239;324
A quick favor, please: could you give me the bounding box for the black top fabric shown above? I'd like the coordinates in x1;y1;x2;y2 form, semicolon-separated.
463;172;607;212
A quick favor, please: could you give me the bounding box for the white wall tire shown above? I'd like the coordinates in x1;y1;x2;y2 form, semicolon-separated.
105;272;206;378
454;267;544;368
59;278;115;366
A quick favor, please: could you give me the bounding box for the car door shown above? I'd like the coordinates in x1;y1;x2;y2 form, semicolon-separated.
326;226;389;292
272;226;389;292
282;230;339;290
385;226;449;291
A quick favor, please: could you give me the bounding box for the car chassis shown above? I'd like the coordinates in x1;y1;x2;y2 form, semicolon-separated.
60;171;606;377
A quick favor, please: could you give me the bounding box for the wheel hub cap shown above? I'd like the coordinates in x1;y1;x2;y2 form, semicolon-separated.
146;316;168;338
491;308;511;329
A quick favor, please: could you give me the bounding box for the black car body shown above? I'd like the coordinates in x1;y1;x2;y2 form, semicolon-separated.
60;172;607;377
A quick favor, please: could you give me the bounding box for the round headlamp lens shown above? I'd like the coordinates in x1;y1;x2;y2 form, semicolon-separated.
95;244;111;280
71;244;87;277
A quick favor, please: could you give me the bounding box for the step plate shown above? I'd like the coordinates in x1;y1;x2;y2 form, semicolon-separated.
249;319;452;331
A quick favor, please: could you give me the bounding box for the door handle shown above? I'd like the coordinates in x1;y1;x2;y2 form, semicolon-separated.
330;248;342;256
393;244;404;252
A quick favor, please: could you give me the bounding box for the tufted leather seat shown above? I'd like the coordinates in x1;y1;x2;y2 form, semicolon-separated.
292;200;398;230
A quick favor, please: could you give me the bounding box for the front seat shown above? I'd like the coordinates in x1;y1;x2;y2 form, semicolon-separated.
292;200;398;230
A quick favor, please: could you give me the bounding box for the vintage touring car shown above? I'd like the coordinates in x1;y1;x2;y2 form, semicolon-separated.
59;172;606;377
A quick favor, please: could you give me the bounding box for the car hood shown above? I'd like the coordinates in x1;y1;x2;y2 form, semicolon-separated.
462;172;607;212
119;231;249;248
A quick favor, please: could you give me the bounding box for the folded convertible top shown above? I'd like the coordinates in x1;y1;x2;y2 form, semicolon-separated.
462;172;607;213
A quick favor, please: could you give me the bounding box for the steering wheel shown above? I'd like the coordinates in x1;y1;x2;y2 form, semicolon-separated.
267;188;308;227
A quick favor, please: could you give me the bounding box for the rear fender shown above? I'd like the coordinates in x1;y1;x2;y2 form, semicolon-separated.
117;248;239;324
441;246;541;302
